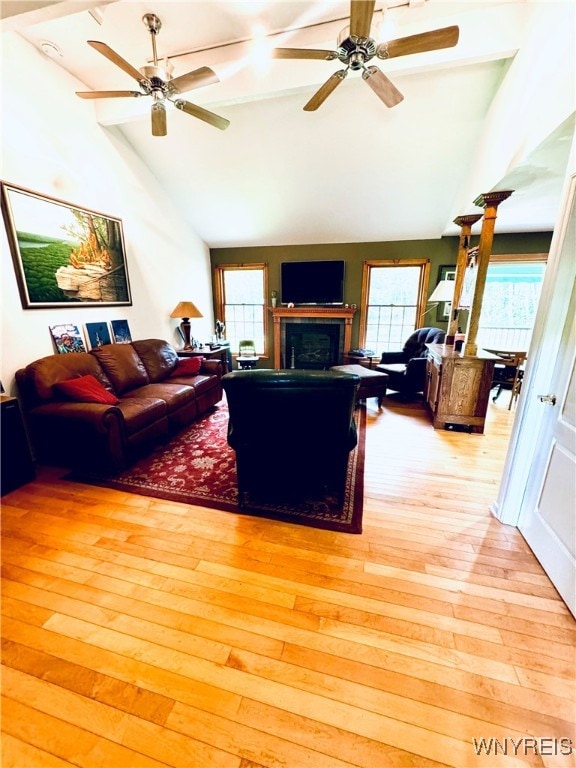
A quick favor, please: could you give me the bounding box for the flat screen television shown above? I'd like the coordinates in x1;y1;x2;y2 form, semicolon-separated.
280;260;345;305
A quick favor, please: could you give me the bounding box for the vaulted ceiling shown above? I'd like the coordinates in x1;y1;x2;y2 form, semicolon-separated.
3;0;575;247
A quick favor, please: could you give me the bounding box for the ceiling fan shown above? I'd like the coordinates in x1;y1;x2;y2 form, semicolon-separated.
76;13;230;136
272;0;459;111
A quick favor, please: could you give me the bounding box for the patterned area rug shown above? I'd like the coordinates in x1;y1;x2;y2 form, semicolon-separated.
71;402;366;534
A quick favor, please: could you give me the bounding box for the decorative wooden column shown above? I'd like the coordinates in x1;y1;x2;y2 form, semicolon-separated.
464;190;513;356
449;214;482;344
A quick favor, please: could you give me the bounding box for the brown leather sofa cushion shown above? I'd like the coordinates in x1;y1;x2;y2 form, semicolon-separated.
115;397;167;435
132;339;178;382
123;382;196;414
91;344;149;394
186;374;218;398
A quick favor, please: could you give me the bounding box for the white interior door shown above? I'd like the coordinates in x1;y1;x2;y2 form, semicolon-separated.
518;280;576;616
492;163;576;616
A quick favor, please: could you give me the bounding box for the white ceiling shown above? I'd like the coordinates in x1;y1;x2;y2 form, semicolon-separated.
3;0;575;247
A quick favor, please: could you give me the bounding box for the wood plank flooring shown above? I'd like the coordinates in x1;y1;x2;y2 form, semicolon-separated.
2;394;575;768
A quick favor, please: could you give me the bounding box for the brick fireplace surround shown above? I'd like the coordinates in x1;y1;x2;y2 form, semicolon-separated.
269;306;357;369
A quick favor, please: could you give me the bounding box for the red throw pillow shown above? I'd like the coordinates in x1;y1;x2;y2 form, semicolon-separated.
55;374;119;404
170;357;203;377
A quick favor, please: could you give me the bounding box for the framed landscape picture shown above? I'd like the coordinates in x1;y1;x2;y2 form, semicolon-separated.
1;182;132;309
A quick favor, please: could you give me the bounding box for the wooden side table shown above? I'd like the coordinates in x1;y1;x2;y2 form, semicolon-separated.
178;345;231;373
1;395;35;495
483;348;527;410
343;353;380;369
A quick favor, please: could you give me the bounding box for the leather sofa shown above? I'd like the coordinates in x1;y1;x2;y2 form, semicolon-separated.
15;339;223;473
376;326;446;397
221;369;360;507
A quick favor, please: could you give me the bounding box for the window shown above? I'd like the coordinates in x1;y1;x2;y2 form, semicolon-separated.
359;260;430;353
214;264;268;355
476;255;547;350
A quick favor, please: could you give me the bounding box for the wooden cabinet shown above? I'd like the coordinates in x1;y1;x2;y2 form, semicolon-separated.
424;343;498;434
1;395;35;495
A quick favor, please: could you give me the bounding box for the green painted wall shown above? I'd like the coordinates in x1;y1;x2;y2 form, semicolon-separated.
211;232;552;366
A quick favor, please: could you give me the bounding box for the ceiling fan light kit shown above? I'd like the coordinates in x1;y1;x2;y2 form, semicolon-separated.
151;101;167;137
273;0;459;112
75;13;230;136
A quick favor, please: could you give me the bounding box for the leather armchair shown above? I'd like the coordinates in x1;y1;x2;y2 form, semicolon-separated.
222;369;360;507
376;327;446;397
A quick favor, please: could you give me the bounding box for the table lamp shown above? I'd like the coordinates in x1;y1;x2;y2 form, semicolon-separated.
428;279;455;304
423;279;455;317
170;301;203;350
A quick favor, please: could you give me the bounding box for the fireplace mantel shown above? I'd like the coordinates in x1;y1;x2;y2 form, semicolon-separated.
269;306;357;369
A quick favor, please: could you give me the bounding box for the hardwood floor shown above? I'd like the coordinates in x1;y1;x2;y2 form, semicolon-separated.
2;395;574;768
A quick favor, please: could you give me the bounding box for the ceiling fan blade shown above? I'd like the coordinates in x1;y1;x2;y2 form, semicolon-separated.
350;0;376;39
88;40;148;84
174;99;230;130
151;102;167;136
76;90;143;99
377;25;459;60
272;48;338;61
362;66;404;107
169;66;220;95
303;70;347;112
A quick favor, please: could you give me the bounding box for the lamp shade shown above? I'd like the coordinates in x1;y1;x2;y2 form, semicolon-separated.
428;280;455;303
170;301;203;319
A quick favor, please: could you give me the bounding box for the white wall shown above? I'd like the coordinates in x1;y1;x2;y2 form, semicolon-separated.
452;0;576;215
0;31;214;394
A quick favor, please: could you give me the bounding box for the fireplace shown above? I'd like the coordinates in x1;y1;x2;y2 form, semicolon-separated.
285;323;341;369
269;306;357;369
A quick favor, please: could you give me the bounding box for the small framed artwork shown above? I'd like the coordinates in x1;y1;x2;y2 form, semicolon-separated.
111;319;132;344
85;321;112;349
436;265;456;322
1;182;132;309
49;323;87;354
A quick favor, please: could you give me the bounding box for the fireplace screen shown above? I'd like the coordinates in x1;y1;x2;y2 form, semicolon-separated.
285;324;341;369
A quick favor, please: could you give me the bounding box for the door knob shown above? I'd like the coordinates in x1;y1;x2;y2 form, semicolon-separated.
538;394;557;405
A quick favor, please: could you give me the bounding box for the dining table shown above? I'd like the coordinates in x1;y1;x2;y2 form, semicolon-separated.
482;348;527;409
